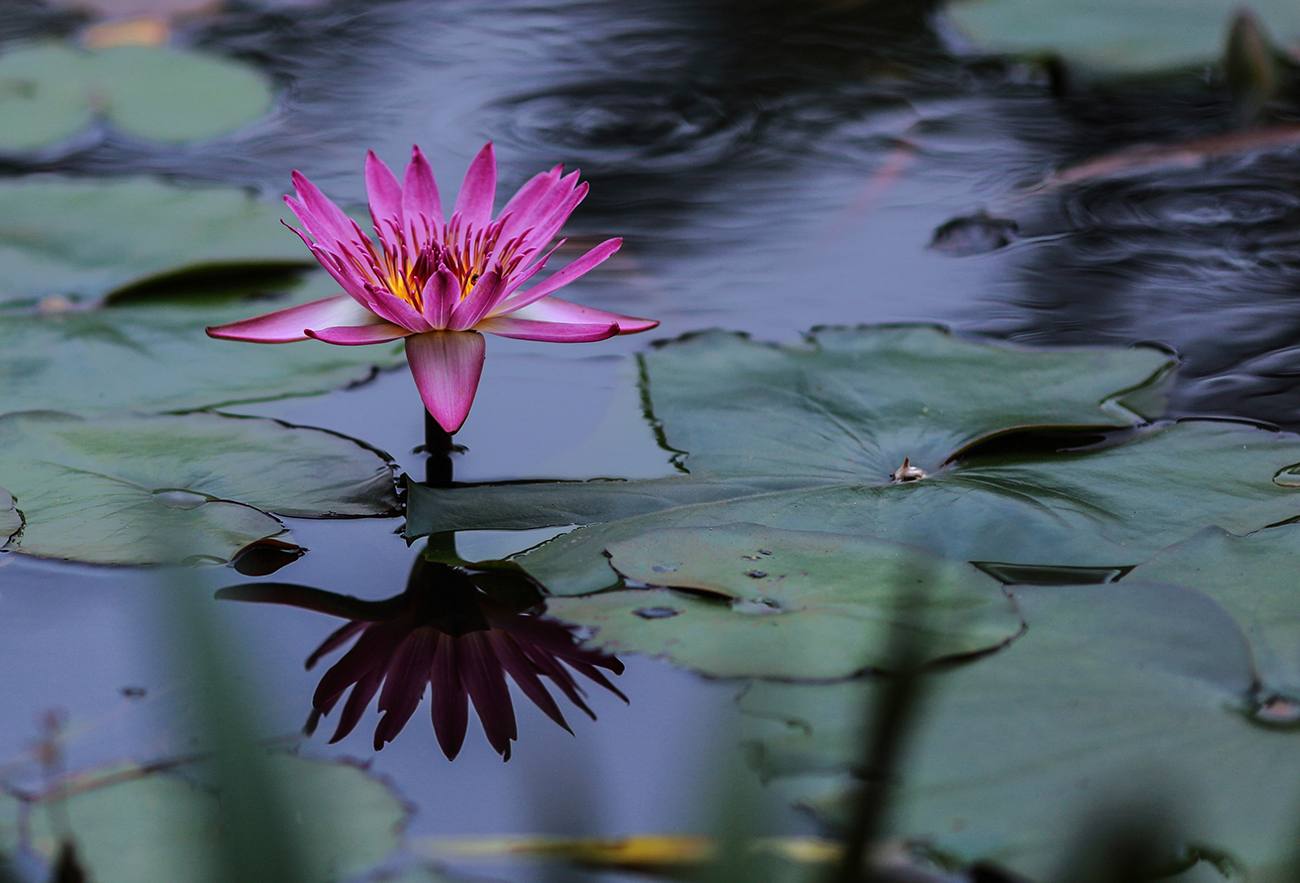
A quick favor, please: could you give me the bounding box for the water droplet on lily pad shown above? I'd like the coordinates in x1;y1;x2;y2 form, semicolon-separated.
650;564;678;573
150;488;210;510
633;607;680;619
732;597;783;615
1272;465;1300;487
1247;692;1300;727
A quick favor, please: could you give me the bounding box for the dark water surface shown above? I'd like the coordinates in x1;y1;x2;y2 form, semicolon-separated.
7;0;1300;880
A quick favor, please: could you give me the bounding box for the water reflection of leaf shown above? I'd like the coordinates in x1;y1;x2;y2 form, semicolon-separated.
218;543;626;760
0;411;398;565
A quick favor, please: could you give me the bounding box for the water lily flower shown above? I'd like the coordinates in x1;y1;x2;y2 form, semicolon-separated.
207;143;657;432
217;550;626;760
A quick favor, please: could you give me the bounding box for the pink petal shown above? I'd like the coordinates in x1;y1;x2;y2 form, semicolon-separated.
405;331;486;433
498;166;561;242
506;296;659;334
511;170;580;252
306;322;412;345
365;150;404;233
452;143;498;227
475;316;617;342
526;180;589;249
290;171;359;248
448;269;505;331
421;267;460;329
206;295;379;343
496;238;621;312
366;286;434;332
403;145;442;237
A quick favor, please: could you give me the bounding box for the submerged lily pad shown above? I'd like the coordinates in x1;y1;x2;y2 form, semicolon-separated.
0;274;405;414
544;523;1021;679
945;0;1300;73
741;582;1300;880
0;411;397;565
1127;524;1300;696
0;42;273;151
0;488;18;547
15;754;406;883
0;176;311;305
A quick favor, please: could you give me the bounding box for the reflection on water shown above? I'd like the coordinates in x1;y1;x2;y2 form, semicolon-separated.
217;538;626;761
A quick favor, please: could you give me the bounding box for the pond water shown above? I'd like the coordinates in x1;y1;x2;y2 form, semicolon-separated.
6;1;1300;881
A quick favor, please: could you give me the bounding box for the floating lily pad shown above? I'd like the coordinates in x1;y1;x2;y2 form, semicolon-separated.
0;411;397;565
0;176;312;305
1127;524;1300;694
0;42;273;151
741;582;1300;880
15;754;406;883
414;417;1300;596
545;524;1021;679
0;275;405;414
409;327;1188;592
0;487;19;546
945;0;1300;73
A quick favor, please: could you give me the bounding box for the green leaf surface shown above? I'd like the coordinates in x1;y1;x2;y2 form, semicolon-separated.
545;523;1021;679
0;411;397;565
0;176;311;305
428;420;1300;596
741;582;1300;880
945;0;1300;73
18;754;407;883
1127;523;1300;694
0;274;406;414
0;487;19;546
0;43;273;151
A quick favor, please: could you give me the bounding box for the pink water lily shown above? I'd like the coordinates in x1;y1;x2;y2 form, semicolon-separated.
207;143;657;432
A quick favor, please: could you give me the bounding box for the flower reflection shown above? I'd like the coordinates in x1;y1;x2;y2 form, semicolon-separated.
217;546;625;760
207;143;658;432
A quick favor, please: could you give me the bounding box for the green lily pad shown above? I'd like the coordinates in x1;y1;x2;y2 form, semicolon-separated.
415;418;1300;596
409;327;1186;591
0;176;312;305
0;274;406;414
741;582;1300;880
544;523;1021;679
0;42;273;151
15;754;406;883
0;487;19;546
1127;523;1300;695
945;0;1300;73
0;411;397;565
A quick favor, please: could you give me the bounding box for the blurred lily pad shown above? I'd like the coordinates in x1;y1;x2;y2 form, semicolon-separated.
15;754;406;883
546;523;1021;679
945;0;1300;73
0;488;18;546
0;42;273;151
0;411;398;565
1127;523;1300;694
0;273;406;414
741;582;1300;880
0;176;312;305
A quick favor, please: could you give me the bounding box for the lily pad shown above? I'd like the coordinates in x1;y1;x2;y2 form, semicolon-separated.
545;523;1021;679
0;42;273;151
741;582;1300;880
0;176;312;305
0;274;406;414
945;0;1300;73
0;487;19;546
0;411;398;565
15;754;406;883
1126;523;1300;696
414;418;1300;597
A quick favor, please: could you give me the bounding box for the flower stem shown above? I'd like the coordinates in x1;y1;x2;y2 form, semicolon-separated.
424;411;454;487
